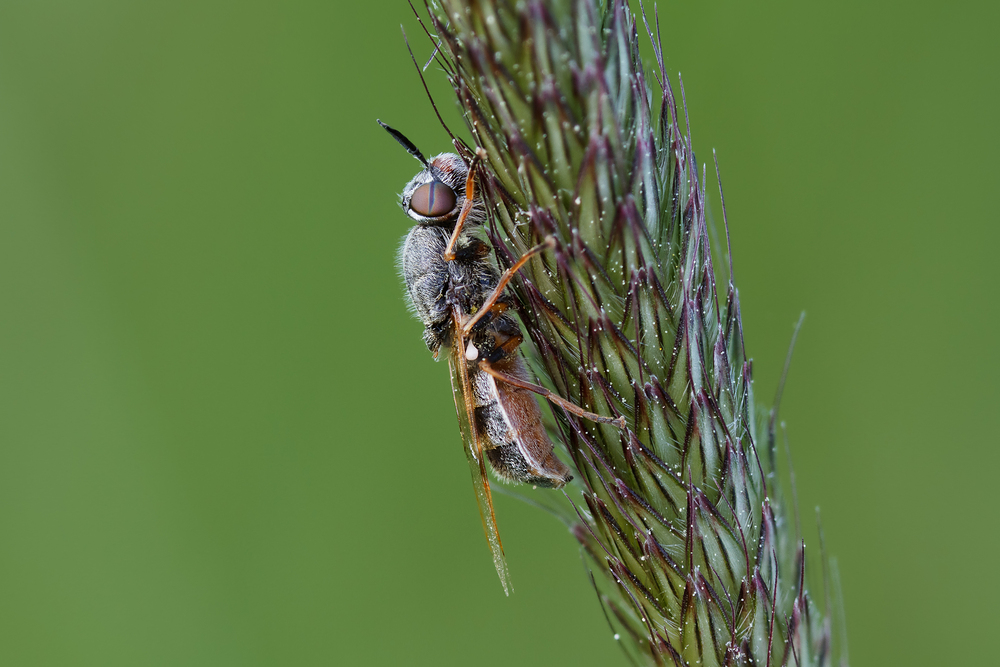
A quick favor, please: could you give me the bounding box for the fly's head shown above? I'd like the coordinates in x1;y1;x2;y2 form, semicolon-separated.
378;120;479;229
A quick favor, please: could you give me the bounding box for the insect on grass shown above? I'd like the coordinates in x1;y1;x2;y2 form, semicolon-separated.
379;119;623;594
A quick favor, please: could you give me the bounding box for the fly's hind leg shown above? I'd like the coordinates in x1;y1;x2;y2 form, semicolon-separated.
479;358;626;428
464;279;623;428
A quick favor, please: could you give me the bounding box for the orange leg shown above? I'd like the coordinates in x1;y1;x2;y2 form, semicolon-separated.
443;148;487;262
462;236;556;336
479;360;626;427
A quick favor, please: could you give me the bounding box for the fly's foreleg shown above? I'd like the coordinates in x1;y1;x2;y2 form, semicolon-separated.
443;148;487;262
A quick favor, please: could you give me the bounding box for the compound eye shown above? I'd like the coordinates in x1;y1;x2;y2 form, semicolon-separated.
409;181;456;217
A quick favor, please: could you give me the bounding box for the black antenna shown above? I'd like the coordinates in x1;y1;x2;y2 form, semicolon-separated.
377;119;428;166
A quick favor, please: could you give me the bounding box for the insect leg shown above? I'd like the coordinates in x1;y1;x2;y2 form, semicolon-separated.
479;360;626;428
443;148;487;261
462;236;556;337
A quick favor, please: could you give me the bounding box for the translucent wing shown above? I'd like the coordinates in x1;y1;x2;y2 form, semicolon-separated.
446;309;511;595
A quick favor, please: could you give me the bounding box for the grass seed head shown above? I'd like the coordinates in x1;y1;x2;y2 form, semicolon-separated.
419;0;847;664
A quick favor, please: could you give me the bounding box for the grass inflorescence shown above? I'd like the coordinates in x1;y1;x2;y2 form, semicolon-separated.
409;0;847;664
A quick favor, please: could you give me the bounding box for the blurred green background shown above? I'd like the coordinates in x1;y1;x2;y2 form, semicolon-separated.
0;1;996;665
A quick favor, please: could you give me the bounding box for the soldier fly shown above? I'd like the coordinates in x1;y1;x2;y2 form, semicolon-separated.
378;120;623;594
